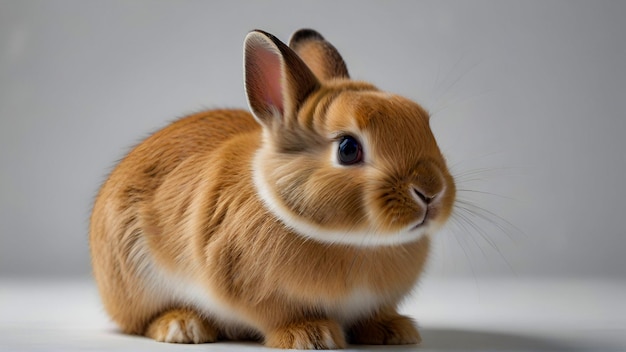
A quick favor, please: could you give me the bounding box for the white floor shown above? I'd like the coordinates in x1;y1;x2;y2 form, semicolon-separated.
1;277;624;351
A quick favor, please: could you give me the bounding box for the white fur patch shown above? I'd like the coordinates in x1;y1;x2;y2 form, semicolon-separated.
323;331;337;349
129;239;257;334
330;288;385;325
185;318;203;343
165;320;184;342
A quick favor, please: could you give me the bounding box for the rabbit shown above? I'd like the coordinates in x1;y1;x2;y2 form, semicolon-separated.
89;28;456;349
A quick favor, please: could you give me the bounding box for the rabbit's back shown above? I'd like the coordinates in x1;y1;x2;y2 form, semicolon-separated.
116;109;256;187
97;108;258;208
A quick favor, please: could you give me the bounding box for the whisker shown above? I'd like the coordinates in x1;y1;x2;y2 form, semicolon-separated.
431;88;495;117
449;215;490;260
440;60;482;99
431;58;483;116
456;198;525;240
439;148;525;277
451;205;518;275
449;151;505;168
431;55;466;106
430;61;442;101
451;166;519;182
448;224;478;282
436;55;464;96
457;188;515;199
452;208;499;249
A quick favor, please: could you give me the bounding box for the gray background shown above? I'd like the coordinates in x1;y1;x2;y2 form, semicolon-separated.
1;0;624;279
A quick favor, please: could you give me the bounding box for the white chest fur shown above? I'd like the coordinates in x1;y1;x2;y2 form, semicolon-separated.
326;288;386;326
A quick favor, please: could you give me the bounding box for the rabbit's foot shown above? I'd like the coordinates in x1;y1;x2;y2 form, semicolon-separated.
145;308;218;344
348;313;421;345
265;319;346;349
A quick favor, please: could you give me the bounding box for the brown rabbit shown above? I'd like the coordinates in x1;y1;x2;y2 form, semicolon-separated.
90;28;455;349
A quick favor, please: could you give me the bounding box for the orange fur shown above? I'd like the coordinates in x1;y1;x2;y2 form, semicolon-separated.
90;29;455;349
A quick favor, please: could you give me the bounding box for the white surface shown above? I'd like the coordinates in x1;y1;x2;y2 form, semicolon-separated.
1;278;624;351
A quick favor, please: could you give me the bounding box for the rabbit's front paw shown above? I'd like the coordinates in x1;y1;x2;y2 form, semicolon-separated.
348;313;421;345
265;319;346;349
145;308;218;344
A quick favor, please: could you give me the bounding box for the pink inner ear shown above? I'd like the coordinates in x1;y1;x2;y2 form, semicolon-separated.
255;48;284;115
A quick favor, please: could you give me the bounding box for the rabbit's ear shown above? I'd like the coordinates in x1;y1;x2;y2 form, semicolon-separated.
244;30;320;126
289;29;349;81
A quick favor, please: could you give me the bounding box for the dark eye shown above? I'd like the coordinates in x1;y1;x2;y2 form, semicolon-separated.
338;136;363;165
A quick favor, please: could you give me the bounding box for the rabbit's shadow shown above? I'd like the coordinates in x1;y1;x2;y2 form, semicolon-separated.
354;328;576;351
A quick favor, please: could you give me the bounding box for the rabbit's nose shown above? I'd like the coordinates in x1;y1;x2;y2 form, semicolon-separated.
411;186;438;206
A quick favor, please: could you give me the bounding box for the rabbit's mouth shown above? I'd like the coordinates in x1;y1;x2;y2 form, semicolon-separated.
410;221;426;232
409;215;427;232
409;205;439;232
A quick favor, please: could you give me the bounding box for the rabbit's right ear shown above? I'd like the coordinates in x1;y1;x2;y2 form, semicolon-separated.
289;29;349;81
244;30;320;127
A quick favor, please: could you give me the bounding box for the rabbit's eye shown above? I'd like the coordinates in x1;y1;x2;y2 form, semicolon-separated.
338;136;363;165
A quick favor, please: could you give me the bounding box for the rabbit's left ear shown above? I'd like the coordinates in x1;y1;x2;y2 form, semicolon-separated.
244;30;320;126
289;29;349;81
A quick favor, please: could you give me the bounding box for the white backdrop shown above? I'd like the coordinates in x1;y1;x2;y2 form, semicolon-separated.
1;0;624;278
